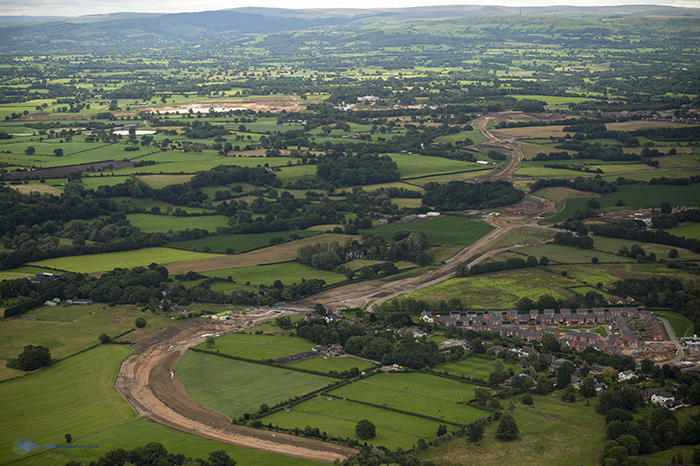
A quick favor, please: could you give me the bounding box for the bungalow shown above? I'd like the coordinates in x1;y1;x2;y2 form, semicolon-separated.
170;304;192;313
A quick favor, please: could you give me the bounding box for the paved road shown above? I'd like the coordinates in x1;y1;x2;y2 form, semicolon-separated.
658;317;686;364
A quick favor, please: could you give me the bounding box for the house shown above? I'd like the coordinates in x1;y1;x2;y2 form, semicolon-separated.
529;309;539;320
170;304;192;313
28;272;61;283
643;390;674;406
325;314;342;323
618;370;636;382
326;344;344;357
590;363;608;374
420;311;435;323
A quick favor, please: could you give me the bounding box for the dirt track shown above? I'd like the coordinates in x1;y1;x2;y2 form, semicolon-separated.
115;319;355;463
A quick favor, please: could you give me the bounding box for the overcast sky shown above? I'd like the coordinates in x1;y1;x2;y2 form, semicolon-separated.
3;0;699;18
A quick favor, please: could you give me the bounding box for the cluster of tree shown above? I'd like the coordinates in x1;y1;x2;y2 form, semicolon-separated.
422;180;523;211
456;256;536;277
528;175;618;194
603;406;699;463
337;445;424;466
651;208;700;229
6;345;53;371
316;154;400;187
65;442;237;466
182;120;231;139
297;241;343;271
552;231;594;249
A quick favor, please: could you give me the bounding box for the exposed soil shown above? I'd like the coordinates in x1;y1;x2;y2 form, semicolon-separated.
4;159;134;181
116;319;355;463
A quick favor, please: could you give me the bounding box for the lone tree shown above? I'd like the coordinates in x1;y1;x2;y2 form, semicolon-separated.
8;345;52;371
496;413;519;441
557;361;573;388
135;317;147;328
205;336;216;347
355;419;376;440
65;434;72;444
466;421;485;442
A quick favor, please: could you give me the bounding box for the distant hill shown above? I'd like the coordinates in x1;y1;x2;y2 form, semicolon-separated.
1;5;698;52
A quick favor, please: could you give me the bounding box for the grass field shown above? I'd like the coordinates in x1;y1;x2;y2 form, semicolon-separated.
522;244;635;264
654;311;693;338
204;262;346;287
390;154;483;178
0;345;136;465
665;222;700;240
547;185;700;223
0;266;60;282
417;394;606;466
127;214;232;233
361;216;494;246
163;234;357;275
290;356;374;373
399;268;577;309
264;396;443;450
329;372;486;425
591;236;700;260
177;351;334;418
435;355;524;380
28;247;220;273
480;227;556;252
198;333;317;360
533;187;593;202
0;304;177;381
21;418;323;466
169;230;319;254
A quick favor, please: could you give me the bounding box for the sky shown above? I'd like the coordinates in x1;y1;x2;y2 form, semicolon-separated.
2;0;699;18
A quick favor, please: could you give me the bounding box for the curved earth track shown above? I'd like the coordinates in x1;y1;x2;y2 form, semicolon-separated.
115;319;356;463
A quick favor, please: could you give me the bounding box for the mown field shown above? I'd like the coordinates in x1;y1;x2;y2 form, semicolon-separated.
329;372;486;425
417;394;606;466
290;356;374;373
521;244;635;264
168;230;319;254
19;418;323;466
592;236;700;260
361;216;494;246
390;154;483;178
0;345;137;465
547;185;700;223
263;396;443;450
665;222;700;240
197;332;318;360
435;355;524;380
177;351;335;418
0;304;177;381
127;214;232;233
27;247;220;273
203;262;346;287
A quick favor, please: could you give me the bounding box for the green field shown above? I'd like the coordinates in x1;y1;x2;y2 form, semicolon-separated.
28;247;219;273
390;154;483;178
19;418;323;466
290;356;374;373
177;351;335;418
435;355;524;380
522;244;635;264
399;268;577;309
204;262;346;287
169;230;319;254
127;214;232;233
417;394;606;466
0;304;177;381
0;345;136;465
591;236;700;260
264;396;443;450
665;222;700;240
199;332;318;360
654;311;693;338
329;372;486;425
547;185;700;223
361;216;494;246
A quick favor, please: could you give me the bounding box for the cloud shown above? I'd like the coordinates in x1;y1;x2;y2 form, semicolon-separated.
1;0;699;17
